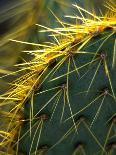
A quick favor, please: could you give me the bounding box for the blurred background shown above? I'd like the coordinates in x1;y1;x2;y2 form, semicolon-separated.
0;0;106;92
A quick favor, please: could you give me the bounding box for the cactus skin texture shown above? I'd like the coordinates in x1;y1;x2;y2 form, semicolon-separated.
18;27;116;155
0;2;116;155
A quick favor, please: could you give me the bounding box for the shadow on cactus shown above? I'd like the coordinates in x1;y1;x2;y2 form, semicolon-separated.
0;0;116;155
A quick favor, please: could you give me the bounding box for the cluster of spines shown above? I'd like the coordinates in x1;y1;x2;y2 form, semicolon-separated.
0;1;116;154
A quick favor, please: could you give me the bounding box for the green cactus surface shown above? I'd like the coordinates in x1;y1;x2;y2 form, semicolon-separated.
18;27;116;155
0;1;116;155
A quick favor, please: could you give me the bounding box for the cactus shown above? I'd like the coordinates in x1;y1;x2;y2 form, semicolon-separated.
0;1;116;155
